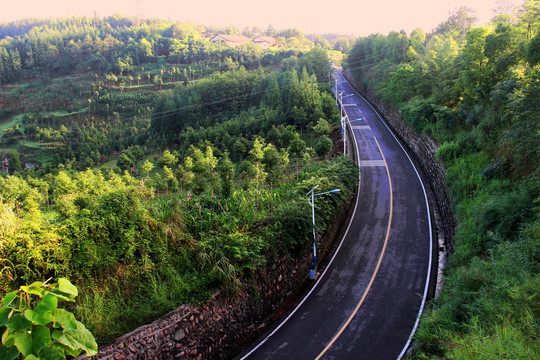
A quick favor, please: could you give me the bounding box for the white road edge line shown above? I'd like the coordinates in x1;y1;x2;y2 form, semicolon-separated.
240;73;363;360
339;72;434;360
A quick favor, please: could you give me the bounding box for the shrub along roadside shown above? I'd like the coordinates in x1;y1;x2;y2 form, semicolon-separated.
0;157;358;344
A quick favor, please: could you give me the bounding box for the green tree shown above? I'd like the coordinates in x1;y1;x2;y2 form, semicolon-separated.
525;31;540;65
313;118;330;136
8;151;22;174
288;132;306;159
190;146;218;195
128;145;144;162
219;152;234;198
262;144;284;187
410;28;426;55
141;160;154;178
266;75;281;108
153;75;163;90
249;138;267;190
315;135;333;158
232;137;248;161
158;150;178;168
518;0;540;39
117;153;134;172
434;6;477;42
460;26;490;101
163;166;179;192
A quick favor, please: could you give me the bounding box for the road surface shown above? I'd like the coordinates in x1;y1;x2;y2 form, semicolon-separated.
238;70;435;360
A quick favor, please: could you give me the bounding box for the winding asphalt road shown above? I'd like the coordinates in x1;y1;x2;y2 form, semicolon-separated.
237;71;435;360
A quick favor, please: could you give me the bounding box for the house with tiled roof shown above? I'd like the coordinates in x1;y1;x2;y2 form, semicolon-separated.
210;34;251;46
252;36;278;49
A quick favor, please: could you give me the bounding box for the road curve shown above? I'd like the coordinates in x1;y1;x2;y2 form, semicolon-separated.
237;70;435;360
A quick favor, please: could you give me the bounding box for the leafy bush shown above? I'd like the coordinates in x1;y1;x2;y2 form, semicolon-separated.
445;152;490;203
267;199;312;253
400;98;436;134
0;149;358;345
479;187;535;242
0;278;97;359
315;135;333;158
435;141;461;164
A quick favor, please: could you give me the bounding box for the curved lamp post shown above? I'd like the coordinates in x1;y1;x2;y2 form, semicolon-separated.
336;91;348;157
306;185;341;279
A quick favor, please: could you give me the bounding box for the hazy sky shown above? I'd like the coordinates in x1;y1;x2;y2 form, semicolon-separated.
0;0;522;36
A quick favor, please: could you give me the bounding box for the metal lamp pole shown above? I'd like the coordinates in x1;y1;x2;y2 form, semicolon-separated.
306;185;341;279
337;92;348;157
335;82;349;158
335;77;338;107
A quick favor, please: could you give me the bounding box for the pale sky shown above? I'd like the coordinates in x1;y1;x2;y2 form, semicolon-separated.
0;0;523;36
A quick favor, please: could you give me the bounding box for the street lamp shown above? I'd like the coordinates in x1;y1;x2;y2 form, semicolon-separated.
336;91;349;157
338;92;344;118
306;185;341;280
341;114;348;157
335;77;338;107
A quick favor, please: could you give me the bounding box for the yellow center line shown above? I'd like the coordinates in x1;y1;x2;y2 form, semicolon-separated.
315;136;393;360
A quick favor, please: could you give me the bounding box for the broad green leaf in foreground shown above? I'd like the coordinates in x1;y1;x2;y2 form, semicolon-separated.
6;314;31;330
32;325;51;354
14;330;33;356
2;292;17;307
53;309;77;330
38;344;66;360
0;344;19;360
52;321;97;356
0;308;12;327
57;279;78;298
20;282;45;297
24;308;53;326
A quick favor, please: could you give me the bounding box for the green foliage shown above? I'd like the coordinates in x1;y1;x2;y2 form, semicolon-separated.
0;14;350;348
0;152;357;344
157;150;178;168
261;144;284;187
0;278;97;359
312;118;330;136
0;175;45;211
315;136;333;158
288;133;306;158
116;153;134;172
415;232;539;359
268;199;311;252
8;151;22;174
219;152;234;198
297;47;334;84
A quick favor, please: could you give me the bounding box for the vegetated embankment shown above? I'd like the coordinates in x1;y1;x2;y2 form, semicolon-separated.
81;158;358;360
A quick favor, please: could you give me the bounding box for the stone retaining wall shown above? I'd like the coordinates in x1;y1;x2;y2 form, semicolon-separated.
83;258;308;360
